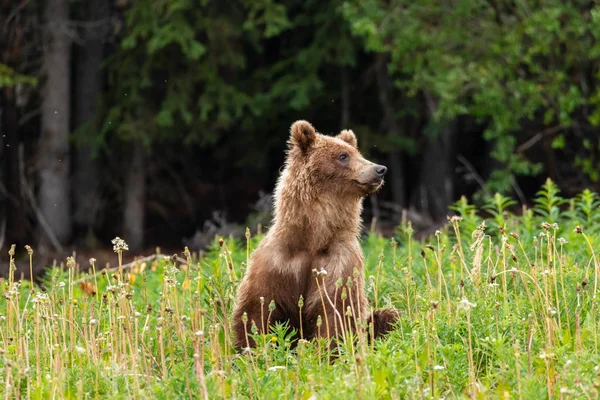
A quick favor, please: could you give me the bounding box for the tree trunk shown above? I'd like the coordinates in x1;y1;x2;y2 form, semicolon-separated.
411;93;456;220
341;67;350;128
1;87;28;248
124;143;145;251
73;0;109;245
38;0;72;245
1;0;28;250
374;53;406;208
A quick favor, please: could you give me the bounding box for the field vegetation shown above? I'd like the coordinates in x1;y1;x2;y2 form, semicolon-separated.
2;179;600;399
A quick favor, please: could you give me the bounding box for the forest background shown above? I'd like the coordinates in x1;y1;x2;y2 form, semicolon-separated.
2;0;600;267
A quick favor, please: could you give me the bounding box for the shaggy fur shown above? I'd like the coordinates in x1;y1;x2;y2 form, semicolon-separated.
233;120;398;349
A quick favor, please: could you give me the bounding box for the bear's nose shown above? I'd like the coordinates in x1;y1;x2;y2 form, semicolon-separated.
375;165;387;177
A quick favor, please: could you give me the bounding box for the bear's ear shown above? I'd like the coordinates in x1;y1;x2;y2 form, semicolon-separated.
290;120;316;152
337;129;357;148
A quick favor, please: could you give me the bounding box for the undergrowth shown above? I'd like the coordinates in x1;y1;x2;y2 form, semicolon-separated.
2;179;600;399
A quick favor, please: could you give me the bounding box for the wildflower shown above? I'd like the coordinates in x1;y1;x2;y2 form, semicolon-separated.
557;238;568;245
89;258;96;265
75;346;85;354
58;282;65;288
268;366;286;371
433;365;445;371
112;237;129;252
541;222;550;230
271;336;278;343
66;257;76;269
449;215;462;223
195;330;204;337
574;226;583;234
89;319;97;325
458;297;476;310
242;347;253;355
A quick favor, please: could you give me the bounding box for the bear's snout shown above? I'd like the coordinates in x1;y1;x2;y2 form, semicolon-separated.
375;165;387;178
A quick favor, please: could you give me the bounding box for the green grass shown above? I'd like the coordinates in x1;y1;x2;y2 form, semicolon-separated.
2;179;600;399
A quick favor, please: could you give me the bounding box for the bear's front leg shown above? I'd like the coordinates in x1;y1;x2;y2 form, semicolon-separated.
301;244;368;342
232;291;284;349
232;249;308;349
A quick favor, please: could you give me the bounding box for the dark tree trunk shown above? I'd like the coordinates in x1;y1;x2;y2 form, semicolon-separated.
124;143;145;251
1;0;28;250
1;87;28;248
72;0;109;245
374;53;406;208
341;67;350;128
38;0;72;246
411;93;457;220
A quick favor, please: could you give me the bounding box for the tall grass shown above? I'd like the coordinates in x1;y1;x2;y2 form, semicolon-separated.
1;179;600;399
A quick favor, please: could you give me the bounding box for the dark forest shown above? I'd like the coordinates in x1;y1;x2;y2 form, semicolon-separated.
2;0;600;266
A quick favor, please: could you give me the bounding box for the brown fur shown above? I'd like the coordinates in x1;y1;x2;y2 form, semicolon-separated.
233;120;397;349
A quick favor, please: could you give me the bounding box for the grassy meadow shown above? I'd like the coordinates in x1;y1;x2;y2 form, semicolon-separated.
2;179;600;399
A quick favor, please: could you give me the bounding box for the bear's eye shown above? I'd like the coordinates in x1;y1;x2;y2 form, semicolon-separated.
338;153;349;162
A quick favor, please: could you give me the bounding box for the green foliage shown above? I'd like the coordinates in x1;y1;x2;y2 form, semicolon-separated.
343;0;600;191
0;63;37;88
3;182;600;398
534;178;565;222
96;0;364;170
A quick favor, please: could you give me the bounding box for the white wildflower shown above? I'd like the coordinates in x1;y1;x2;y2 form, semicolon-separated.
112;237;129;252
459;297;476;310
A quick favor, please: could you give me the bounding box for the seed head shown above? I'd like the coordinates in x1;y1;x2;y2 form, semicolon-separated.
112;237;129;252
458;297;476;310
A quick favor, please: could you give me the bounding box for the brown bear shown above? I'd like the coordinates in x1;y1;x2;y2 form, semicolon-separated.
232;120;398;349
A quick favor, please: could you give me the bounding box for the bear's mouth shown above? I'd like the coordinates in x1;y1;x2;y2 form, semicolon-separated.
354;178;384;193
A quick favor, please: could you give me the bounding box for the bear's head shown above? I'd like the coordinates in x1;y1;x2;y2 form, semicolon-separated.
287;120;387;197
